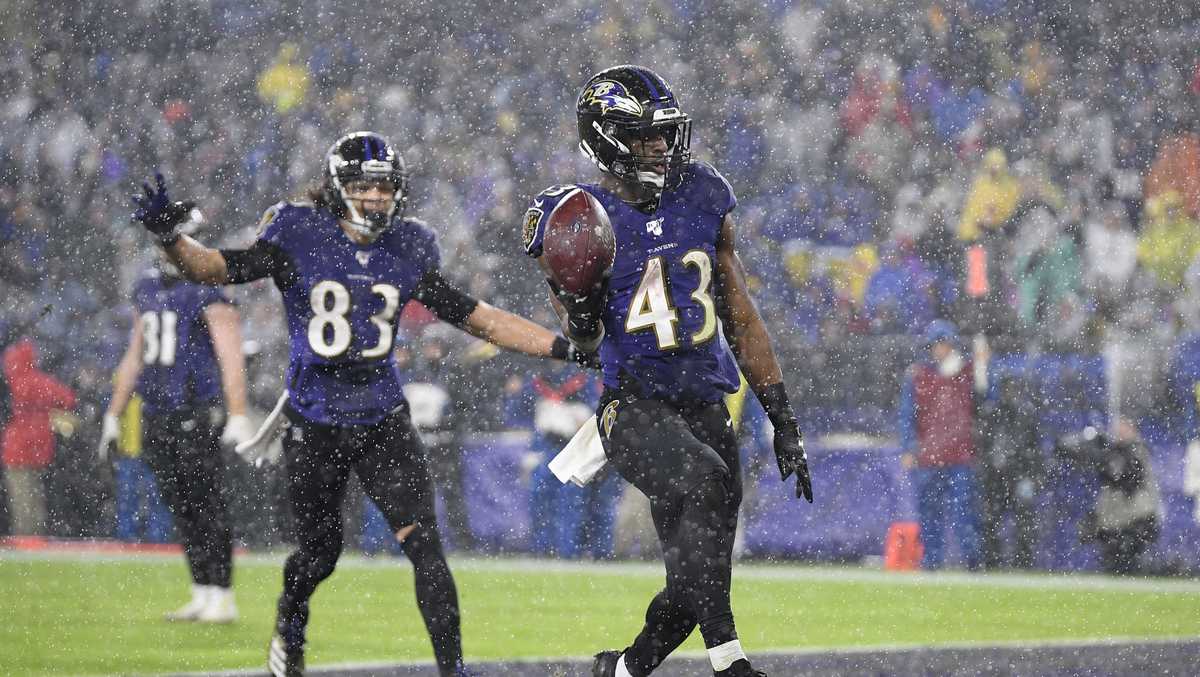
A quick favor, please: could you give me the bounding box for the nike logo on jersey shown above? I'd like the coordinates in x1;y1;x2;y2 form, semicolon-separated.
534;199;544;208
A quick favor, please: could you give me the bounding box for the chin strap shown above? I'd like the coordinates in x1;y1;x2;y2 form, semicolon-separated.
635;170;666;188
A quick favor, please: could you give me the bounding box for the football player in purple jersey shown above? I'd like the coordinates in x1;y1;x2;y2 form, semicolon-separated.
130;132;590;677
522;65;813;677
101;217;252;625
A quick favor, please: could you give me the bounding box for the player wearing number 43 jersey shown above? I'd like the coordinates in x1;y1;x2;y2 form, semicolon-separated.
524;65;814;677
130;131;591;677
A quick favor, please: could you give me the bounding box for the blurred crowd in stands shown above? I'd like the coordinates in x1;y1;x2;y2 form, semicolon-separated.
1;0;1200;571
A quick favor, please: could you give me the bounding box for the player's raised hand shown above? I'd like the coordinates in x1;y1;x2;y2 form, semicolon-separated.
130;172;194;239
773;419;813;502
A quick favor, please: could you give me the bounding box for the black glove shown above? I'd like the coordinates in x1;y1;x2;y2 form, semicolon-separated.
551;335;602;370
130;172;194;244
773;418;813;502
760;382;813;502
546;275;608;349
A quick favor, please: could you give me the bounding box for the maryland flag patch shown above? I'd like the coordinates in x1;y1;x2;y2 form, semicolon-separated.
522;206;543;253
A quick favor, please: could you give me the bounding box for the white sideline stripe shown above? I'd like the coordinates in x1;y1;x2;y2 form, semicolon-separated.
11;549;1200;594
6;549;1200;595
157;635;1200;676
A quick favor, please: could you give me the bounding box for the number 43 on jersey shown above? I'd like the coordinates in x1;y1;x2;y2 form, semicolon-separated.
625;250;717;350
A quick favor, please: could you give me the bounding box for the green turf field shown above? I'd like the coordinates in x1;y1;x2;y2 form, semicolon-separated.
2;552;1198;676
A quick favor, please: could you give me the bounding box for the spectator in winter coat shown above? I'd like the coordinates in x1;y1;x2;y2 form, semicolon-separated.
958;148;1021;241
899;320;983;570
1138;191;1200;290
1;338;76;535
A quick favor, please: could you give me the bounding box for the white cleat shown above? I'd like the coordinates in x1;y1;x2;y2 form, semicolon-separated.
196;587;238;624
164;586;209;622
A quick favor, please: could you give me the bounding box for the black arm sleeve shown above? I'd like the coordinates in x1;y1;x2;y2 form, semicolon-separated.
412;269;479;327
219;240;298;289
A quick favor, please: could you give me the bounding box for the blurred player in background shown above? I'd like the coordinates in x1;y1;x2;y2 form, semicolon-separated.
523;65;813;677
99;215;254;623
130;131;592;677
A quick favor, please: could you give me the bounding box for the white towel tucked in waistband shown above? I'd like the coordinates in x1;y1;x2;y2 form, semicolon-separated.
548;415;607;487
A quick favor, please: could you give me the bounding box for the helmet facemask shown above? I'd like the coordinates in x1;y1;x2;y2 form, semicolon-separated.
332;170;398;240
324;132;408;241
583;112;691;197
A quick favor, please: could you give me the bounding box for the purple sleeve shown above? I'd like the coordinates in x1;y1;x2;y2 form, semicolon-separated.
698;162;737;216
522;185;578;257
256;202;290;246
198;285;236;309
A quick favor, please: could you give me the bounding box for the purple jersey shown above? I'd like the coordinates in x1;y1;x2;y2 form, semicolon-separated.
132;270;230;415
524;161;741;402
257;202;440;425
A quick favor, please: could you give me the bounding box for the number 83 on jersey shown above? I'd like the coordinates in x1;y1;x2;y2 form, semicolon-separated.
307;280;401;359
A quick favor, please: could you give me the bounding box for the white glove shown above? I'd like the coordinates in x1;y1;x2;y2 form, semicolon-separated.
97;414;119;461
221;414;256;448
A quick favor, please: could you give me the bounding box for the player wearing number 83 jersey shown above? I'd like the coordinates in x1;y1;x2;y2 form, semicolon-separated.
131;131;589;677
241;201;442;425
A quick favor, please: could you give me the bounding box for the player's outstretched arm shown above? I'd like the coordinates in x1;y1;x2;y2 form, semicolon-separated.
161;236;229;285
715;214;813;502
413;269;598;367
462;300;561;357
130;173;229;285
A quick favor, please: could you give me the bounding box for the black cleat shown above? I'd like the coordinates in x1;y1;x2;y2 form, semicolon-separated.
268;634;304;677
717;658;767;677
592;650;622;677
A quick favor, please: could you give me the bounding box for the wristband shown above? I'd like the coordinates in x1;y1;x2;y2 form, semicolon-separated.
551;335;570;360
760;382;797;428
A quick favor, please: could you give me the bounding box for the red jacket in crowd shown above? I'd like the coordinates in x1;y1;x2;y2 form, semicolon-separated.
2;339;76;469
909;360;976;468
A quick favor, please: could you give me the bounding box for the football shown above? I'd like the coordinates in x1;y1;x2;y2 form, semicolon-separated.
542;189;616;295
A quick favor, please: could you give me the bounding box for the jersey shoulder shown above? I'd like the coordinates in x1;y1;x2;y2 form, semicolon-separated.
676;161;737;217
256;200;318;243
131;269;162;302
192;283;236;309
521;183;589;257
382;217;441;273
